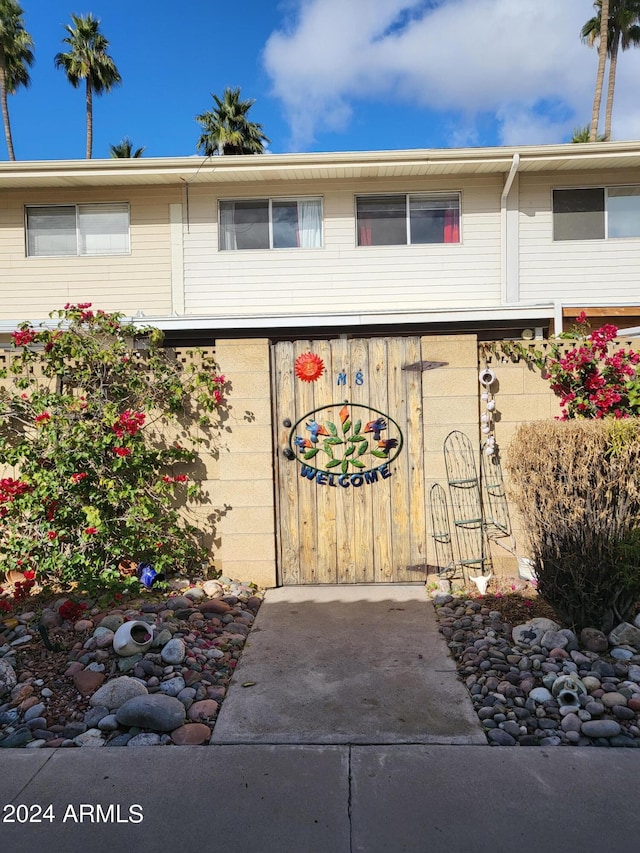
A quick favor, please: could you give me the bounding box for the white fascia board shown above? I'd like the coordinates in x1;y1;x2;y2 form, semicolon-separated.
127;304;557;332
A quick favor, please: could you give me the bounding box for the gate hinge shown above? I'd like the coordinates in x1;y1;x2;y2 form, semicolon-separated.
402;360;449;372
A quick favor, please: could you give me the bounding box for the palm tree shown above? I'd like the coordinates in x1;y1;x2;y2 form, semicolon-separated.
582;0;640;140
54;13;121;159
587;0;610;141
109;137;145;158
0;1;33;161
571;125;607;142
196;87;270;155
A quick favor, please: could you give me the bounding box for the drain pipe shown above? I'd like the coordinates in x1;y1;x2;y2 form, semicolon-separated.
501;153;520;305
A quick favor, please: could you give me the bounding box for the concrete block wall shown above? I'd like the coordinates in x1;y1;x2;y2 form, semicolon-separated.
209;339;277;588
421;335;481;570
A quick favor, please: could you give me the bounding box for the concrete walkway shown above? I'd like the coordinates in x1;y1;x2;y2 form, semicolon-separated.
211;584;485;744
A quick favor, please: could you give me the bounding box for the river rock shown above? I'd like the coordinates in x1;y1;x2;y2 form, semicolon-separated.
529;687;553;703
512;624;544;647
116;694;186;731
581;719;622;738
528;617;561;633
73;670;106;695
580;628;609;653
0;659;17;699
541;630;568;651
609;623;640;651
90;676;148;710
200;599;233;615
202;580;224;598
171;723;211;745
73;728;106;747
161;638;186;665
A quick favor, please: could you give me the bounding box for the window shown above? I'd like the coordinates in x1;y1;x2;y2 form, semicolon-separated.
552;186;640;241
26;204;130;257
356;193;460;246
219;198;322;250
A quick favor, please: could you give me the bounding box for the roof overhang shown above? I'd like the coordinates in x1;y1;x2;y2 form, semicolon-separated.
1;142;640;189
0;304;557;336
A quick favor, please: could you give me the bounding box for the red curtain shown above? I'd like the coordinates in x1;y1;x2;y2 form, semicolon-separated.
358;219;372;246
443;209;459;243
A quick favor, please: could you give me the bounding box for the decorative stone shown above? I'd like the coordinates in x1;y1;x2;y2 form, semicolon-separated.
73;728;106;747
541;631;569;651
73;670;106;695
161;638;186;665
171;723;211;745
159;677;186;697
611;647;634;661
116;694;186;732
186;699;219;722
202;580;224;598
0;659;17;699
581;719;622;738
127;732;162;747
90;676;149;710
184;587;205;601
84;706;109;727
528;617;561;633
487;729;516;746
512;624;543;647
627;666;640;684
528;687;553;704
601;692;627;708
0;727;32;748
199;599;233;615
580;628;609;653
608;623;640;651
98;615;124;632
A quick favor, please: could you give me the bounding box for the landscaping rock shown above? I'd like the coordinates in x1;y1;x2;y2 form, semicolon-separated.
90;676;149;710
116;694;186;731
608;623;640;651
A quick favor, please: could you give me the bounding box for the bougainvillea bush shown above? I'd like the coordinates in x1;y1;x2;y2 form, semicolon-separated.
546;312;640;419
0;304;227;588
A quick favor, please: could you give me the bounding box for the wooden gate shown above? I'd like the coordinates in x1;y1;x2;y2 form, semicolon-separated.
272;336;428;584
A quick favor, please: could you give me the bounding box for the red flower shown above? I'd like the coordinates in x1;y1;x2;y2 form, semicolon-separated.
173;474;188;482
113;446;131;457
35;412;51;424
84;527;98;535
71;472;88;484
47;530;57;540
11;329;36;347
112;410;146;438
23;570;36;581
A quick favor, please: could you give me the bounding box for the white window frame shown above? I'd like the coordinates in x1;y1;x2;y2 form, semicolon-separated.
354;191;462;247
218;196;323;251
25;203;131;257
552;185;640;242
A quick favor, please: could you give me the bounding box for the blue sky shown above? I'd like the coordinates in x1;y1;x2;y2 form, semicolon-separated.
6;0;640;161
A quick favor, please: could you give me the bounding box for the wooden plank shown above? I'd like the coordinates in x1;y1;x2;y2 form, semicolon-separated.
313;338;337;583
405;337;428;579
367;337;394;582
349;337;373;583
387;337;412;581
273;341;300;585
295;340;319;583
333;337;356;584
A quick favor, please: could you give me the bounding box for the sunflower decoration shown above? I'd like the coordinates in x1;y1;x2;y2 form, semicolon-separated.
295;352;325;383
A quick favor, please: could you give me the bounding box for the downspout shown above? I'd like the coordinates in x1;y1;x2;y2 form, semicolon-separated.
501;152;520;305
554;300;563;336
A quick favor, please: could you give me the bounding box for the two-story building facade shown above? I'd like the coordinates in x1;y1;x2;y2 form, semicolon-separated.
1;142;640;587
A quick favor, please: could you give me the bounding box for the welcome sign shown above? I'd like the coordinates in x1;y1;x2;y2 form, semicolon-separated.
289;403;403;488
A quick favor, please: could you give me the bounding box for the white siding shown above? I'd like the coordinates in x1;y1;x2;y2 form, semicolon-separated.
519;170;640;304
0;186;178;320
183;176;502;316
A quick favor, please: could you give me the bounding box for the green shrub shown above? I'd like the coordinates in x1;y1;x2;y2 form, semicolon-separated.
506;419;640;632
0;304;226;588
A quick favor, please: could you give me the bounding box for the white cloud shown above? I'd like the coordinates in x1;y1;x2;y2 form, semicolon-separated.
263;0;638;148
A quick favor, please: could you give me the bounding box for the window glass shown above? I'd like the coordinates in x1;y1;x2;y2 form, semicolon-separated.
607;186;640;238
220;198;322;249
410;195;460;244
219;200;269;250
357;195;406;246
553;188;605;241
78;204;130;255
272;200;299;248
26;206;76;256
